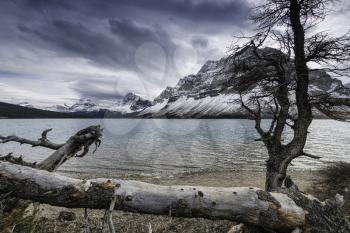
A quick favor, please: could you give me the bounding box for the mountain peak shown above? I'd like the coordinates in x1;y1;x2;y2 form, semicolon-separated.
122;92;139;105
122;92;152;111
142;47;350;118
198;60;219;74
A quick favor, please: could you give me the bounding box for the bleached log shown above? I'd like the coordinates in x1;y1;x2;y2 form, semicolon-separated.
0;162;305;232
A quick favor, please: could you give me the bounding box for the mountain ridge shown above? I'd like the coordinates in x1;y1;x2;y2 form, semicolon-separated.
0;102;89;119
139;47;350;118
4;47;350;118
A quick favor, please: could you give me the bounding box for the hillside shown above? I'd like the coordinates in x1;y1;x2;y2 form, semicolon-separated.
140;47;350;118
0;102;87;118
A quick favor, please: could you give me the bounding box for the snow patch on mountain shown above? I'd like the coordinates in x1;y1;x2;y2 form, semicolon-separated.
140;47;350;118
17;102;35;109
31;92;152;114
144;94;242;118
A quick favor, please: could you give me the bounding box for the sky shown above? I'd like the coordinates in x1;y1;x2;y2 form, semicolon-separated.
0;0;349;106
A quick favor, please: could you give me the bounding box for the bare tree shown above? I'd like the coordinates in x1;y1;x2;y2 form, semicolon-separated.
231;0;350;191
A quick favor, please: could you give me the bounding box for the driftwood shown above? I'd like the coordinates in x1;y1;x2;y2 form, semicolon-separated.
0;125;102;171
0;161;305;232
0;128;63;150
0;126;349;233
1;162;350;232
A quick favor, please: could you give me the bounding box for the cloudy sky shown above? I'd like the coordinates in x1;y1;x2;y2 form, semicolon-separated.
0;0;349;106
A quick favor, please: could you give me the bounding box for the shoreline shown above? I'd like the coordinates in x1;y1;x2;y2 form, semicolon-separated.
57;168;320;190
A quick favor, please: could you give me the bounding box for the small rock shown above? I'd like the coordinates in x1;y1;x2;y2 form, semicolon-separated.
227;223;244;233
58;211;76;221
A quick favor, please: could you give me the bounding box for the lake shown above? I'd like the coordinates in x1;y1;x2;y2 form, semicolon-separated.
0;119;349;177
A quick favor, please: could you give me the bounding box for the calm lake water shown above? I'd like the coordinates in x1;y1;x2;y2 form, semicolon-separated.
0;119;349;177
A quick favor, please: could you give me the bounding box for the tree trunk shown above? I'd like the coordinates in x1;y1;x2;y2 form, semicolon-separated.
1;161;349;233
265;155;290;192
265;161;284;192
264;143;290;192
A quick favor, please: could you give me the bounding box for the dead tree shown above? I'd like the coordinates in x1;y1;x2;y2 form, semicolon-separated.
231;0;350;192
1;161;350;233
0;125;103;171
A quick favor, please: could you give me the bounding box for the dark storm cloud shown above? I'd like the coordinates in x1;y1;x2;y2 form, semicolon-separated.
72;78;123;100
24;0;74;11
19;20;131;69
118;0;250;24
0;0;252;103
78;0;249;25
0;70;25;78
18;18;175;71
12;0;250;26
5;0;250;66
109;19;173;49
191;36;209;49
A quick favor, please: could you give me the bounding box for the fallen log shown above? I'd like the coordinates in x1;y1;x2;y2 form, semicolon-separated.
0;161;305;232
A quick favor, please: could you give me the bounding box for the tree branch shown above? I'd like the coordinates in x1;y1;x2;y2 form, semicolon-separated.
0;128;64;150
301;151;321;159
1;125;103;172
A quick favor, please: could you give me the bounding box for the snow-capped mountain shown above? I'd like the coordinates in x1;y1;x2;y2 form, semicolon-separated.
122;92;153;111
17;102;35;109
8;47;350;118
140;47;350;118
28;92;152;115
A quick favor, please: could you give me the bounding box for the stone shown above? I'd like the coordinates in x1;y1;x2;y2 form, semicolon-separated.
58;211;76;221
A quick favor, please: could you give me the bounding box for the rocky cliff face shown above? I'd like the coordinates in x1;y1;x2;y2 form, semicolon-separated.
122;93;153;111
141;47;350;118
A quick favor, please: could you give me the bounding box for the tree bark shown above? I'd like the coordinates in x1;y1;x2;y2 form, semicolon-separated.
265;148;291;192
288;0;313;154
265;157;285;192
264;0;315;192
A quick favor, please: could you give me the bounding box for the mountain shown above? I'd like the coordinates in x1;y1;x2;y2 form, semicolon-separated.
122;92;153;111
17;102;35;108
4;48;349;119
42;92;152;115
140;47;350;118
0;102;87;119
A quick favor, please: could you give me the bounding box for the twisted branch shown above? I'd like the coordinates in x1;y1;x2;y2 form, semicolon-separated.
0;128;64;150
1;125;103;172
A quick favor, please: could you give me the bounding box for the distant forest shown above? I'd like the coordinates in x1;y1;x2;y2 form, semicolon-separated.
0;102;86;118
